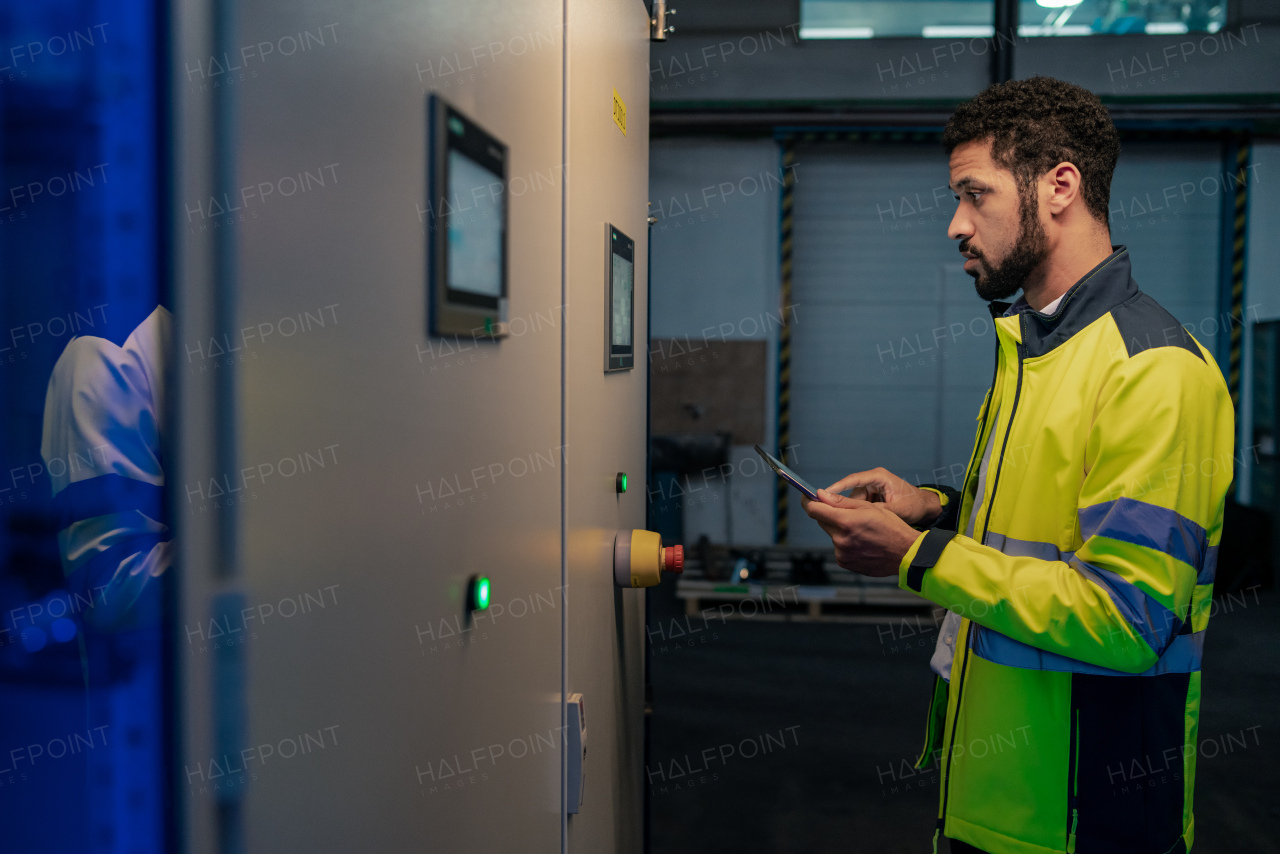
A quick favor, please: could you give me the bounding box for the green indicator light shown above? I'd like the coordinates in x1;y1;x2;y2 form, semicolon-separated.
468;575;491;612
616;472;628;494
448;116;465;136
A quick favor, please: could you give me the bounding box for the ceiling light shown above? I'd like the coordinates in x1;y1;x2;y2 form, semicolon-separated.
1145;22;1190;34
922;25;995;37
799;26;874;39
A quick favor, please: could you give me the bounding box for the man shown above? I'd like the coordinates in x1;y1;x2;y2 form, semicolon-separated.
804;77;1232;854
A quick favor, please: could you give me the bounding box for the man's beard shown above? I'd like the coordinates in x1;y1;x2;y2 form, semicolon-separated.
963;186;1049;302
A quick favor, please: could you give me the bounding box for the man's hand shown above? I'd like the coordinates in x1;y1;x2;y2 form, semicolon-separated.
801;489;922;577
824;467;942;527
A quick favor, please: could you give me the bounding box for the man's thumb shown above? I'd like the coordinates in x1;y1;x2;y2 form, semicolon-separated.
816;488;848;508
818;489;871;510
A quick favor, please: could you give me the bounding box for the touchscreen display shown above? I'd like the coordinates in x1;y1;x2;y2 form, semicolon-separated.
446;149;503;298
611;254;633;348
753;445;819;499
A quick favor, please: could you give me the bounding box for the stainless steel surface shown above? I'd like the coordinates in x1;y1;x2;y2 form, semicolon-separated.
179;0;570;850
176;0;652;850
233;0;565;845
564;0;650;850
174;0;227;850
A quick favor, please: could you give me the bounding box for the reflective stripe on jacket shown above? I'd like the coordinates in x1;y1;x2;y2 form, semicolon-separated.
898;247;1233;854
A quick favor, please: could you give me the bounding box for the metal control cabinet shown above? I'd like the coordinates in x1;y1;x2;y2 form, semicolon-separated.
564;2;650;851
175;0;650;852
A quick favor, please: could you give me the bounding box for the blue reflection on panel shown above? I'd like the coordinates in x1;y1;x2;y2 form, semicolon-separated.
0;1;167;853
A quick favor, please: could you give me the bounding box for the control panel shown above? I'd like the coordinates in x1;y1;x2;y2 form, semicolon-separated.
604;225;635;372
427;94;509;339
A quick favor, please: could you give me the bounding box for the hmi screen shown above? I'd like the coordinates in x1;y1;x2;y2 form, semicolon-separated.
427;95;508;339
446;150;503;299
611;254;633;347
606;226;635;372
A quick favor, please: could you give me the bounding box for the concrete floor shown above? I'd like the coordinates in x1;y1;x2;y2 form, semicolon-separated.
646;583;1280;854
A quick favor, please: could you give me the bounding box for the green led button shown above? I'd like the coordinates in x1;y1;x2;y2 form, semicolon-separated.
468;575;491;611
616;472;627;494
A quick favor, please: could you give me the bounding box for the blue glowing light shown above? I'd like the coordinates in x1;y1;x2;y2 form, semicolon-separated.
50;618;77;643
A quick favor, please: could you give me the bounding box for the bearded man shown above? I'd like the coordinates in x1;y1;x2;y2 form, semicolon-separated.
805;76;1233;854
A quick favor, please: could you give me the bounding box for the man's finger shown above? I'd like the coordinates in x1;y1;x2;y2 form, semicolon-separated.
803;498;839;524
802;501;846;540
816;488;873;510
804;498;868;527
826;470;889;496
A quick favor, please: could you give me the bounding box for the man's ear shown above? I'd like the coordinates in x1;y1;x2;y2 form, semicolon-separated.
1046;161;1083;215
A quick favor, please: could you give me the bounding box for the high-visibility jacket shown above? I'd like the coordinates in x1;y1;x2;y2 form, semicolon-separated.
898;247;1233;854
42;306;172;629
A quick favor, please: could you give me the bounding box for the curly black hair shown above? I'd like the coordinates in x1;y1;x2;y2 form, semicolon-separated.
942;76;1119;225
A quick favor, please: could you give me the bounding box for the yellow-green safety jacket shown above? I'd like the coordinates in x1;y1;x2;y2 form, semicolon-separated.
899;247;1234;854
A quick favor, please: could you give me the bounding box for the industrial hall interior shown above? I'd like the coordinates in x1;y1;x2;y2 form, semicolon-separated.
2;0;1280;852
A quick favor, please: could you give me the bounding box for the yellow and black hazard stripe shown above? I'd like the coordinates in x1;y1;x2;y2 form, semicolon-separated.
1227;140;1249;409
776;137;796;544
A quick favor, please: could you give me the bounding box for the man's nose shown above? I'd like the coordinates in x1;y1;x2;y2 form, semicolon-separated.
947;204;971;242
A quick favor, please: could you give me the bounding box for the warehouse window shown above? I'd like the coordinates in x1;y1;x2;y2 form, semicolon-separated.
799;0;1226;39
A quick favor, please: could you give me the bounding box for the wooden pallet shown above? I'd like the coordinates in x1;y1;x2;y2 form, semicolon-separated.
672;543;932;623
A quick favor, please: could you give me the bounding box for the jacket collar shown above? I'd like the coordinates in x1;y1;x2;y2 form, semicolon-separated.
989;246;1137;358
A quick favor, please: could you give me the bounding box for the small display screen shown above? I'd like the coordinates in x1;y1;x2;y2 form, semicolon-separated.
605;225;635;371
611;254;633;347
446;150;504;298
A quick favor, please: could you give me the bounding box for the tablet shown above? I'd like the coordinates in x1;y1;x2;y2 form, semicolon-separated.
753;445;819;500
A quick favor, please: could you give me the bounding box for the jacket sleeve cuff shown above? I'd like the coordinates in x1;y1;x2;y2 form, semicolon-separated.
898;528;958;593
917;485;960;531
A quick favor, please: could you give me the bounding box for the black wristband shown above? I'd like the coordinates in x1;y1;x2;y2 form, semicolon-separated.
917;484;960;531
906;528;957;593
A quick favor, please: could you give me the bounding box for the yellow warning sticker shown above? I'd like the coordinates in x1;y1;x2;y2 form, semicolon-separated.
612;87;626;136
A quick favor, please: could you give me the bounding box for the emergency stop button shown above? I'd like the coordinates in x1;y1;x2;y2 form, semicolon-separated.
613;530;684;588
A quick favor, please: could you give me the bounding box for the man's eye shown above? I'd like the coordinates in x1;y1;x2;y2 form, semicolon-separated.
969;191;983;202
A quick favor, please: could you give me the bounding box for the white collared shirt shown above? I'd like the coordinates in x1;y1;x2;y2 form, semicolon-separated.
929;290;1065;680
